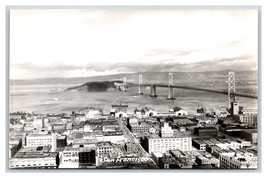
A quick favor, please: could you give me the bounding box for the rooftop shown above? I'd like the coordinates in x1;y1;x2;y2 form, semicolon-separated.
103;131;123;136
79;147;96;152
57;135;67;140
242;129;257;134
146;133;189;139
64;146;80;151
13;152;58;159
27;131;51;137
18;146;51;153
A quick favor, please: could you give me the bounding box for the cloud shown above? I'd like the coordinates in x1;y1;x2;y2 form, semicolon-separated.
10;9;258;79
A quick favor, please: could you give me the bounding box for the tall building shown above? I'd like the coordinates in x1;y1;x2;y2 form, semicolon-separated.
160;122;173;138
231;102;240;115
56;135;67;148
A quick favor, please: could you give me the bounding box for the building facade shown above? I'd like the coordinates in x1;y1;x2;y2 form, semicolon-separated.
143;136;192;154
220;155;257;169
26;132;57;152
160;122;174;138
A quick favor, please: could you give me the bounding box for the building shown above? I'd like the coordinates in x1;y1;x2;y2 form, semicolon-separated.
33;118;44;129
195;155;211;166
113;108;128;118
160;122;174;138
129;123;151;134
240;129;257;144
78;107;103;120
174;109;188;116
84;124;94;132
142;135;192;154
9;146;59;169
241;109;257;115
192;139;207;151
9;138;22;158
10;132;27;146
84;107;102;120
79;148;96;166
158;157;193;169
100;131;125;144
142;107;157;117
66;123;73;130
96;141;113;156
26;132;57;152
53;124;66;133
231;102;240;115
9;112;27;120
194;127;218;137
102;121;120;132
124;142;139;153
61;145;80;168
134;107;157;118
57;135;67;148
220;154;257;169
9;124;24;131
237;114;257;126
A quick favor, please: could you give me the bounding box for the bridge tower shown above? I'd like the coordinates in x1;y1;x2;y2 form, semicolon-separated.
166;73;176;100
228;71;236;108
150;85;158;97
138;75;143;94
122;77;127;92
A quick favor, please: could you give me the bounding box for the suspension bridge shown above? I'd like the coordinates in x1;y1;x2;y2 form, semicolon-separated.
119;71;257;109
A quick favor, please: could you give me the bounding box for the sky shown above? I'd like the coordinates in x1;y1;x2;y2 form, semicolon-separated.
10;9;258;79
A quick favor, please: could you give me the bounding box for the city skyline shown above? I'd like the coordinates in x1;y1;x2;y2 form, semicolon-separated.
10;9;258;79
8;8;259;170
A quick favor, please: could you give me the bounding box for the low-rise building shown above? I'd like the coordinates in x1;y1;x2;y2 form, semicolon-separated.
192;139;206;151
80;107;103;120
9;146;59;169
124;142;139;153
220;154;257;169
26;132;57;152
129;123;151;134
96;141;113;156
195;155;211;165
237;114;257;126
240;129;257;144
194;127;218;137
100;131;125;144
9;138;23;158
61;145;80;168
158;157;193;169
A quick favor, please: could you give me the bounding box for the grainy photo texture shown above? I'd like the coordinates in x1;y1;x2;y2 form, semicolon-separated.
9;8;258;169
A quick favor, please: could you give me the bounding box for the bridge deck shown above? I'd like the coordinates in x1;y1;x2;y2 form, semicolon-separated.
131;83;257;99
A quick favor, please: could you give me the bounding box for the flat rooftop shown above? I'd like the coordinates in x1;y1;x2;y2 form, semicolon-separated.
146;134;190;139
57;135;67;139
18;146;51;153
13;152;58;159
27;132;51;137
103;131;123;136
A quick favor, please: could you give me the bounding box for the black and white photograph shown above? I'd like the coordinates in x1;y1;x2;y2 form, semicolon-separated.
8;7;259;170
